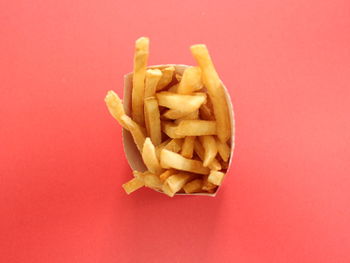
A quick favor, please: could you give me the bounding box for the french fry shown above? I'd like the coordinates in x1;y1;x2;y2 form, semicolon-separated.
208;170;225;186
162;183;175;197
177;66;202;94
155;139;171;159
144;97;162;145
202;175;217;192
104;90;129;130
164;173;193;193
144;173;162;190
164;138;183;152
122;177;144;194
216;137;231;162
209;160;222;171
193;139;221;170
175;120;216;136
121;115;145;152
162;109;195;120
167;83;179;93
161;121;184;139
157;66;175;91
154;138;182;168
181;136;195;158
132;37;149;126
199;103;215;120
156;92;207;113
183;179;203;194
133;170;149;180
159;169;177;182
199;135;218;167
174;110;199;125
191;44;231;142
160;149;209;175
142;138;163;174
144;69;162;98
175;73;182;82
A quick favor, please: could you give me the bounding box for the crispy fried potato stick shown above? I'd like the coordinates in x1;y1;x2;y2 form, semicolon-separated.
191;44;231;142
142;138;163;174
144;97;162;145
132;37;149;126
157;66;175;91
144;69;162;98
104;90;129;130
177;66;202;94
160;149;209;175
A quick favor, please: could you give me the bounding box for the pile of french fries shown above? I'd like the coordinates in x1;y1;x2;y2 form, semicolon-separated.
105;37;232;197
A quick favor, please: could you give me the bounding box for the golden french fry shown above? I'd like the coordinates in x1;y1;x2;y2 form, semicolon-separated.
216;137;231;162
174;110;199;125
160;149;209;175
121;115;145;152
162;183;175;197
122;177;144;194
144;69;162;98
183;179;203;194
133;170;150;180
144;97;162;146
155;139;171;159
104;90;129;130
164;138;183;152
193;139;221;170
161;121;184;139
144;173;162;190
177;66;202;94
202;175;217;192
157;66;175;91
132;37;149;126
155;139;182;168
208;170;225;186
167;83;179;93
181;136;195;158
164;173;193;193
156;92;207;113
199;135;218;167
175;73;182;82
175;120;216;136
191;44;231;142
142;138;163;174
209;160;222;171
162;109;195;120
159;169;177;182
199;103;215;120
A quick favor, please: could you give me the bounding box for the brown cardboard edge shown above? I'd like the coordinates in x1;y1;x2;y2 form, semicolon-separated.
122;64;235;197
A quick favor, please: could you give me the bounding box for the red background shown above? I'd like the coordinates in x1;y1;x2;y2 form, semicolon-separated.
1;0;350;262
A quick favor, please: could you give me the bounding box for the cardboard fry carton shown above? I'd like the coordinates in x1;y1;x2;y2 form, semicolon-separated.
122;64;235;196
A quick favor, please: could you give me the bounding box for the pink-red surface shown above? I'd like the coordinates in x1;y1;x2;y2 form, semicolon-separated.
1;0;350;262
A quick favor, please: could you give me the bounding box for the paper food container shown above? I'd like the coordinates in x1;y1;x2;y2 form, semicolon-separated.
122;64;235;196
